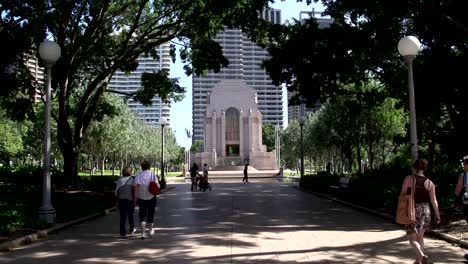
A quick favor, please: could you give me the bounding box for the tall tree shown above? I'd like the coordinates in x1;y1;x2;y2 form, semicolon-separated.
264;0;468;163
1;0;271;184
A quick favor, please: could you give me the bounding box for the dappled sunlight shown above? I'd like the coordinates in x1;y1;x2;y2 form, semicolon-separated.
1;181;465;263
241;212;258;216
95;241;126;247
132;248;161;255
31;251;66;258
78;257;139;263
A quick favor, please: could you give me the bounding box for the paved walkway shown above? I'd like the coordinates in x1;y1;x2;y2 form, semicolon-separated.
0;180;467;263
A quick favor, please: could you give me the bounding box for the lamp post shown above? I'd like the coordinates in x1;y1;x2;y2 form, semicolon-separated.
398;36;422;162
38;40;61;224
299;116;305;181
160;116;167;188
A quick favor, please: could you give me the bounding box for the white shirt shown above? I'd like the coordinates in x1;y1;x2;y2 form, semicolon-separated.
135;169;160;200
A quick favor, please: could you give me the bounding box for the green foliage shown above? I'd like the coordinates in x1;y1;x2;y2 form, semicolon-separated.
264;0;468;167
299;172;341;192
0;165;115;235
262;123;276;152
280;121;301;169
138;69;185;105
301;158;463;215
78;176;119;193
1;0;272;184
191;141;203;153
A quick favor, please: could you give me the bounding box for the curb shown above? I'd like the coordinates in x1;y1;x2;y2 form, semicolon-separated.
296;186;468;249
0;186;176;253
0;207;116;252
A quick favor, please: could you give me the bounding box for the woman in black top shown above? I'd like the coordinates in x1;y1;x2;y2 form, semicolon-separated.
400;159;440;264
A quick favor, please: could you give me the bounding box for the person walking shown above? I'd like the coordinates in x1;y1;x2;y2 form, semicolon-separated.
134;160;159;240
203;163;209;179
400;159;440;264
454;155;468;260
115;166;136;238
189;163;199;192
243;163;249;183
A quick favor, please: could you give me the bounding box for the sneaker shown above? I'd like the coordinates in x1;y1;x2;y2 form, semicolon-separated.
119;235;126;239
149;228;155;236
129;228;137;234
140;236;145;240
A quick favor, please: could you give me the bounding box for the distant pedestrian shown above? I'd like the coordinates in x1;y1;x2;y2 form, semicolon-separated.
189;163;199;192
203;163;209;179
400;159;440;264
243;163;249;183
115;166;136;238
199;163;212;191
134;160;159;239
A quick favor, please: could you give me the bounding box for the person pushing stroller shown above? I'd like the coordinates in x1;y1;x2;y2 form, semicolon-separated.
199;163;212;191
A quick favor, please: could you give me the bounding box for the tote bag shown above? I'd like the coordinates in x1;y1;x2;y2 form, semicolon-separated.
148;173;161;196
395;175;416;225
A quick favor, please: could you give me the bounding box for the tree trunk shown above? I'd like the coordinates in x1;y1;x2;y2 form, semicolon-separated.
101;157;105;176
357;138;362;174
62;146;80;187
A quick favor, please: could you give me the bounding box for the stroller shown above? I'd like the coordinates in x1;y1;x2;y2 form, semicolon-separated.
198;173;212;191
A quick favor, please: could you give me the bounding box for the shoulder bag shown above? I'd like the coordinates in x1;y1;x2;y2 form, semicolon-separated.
148;173;161;196
395;175;416;225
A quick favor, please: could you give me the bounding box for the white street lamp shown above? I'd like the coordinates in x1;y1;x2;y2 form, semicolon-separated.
398;36;421;163
38;40;61;224
160;116;168;188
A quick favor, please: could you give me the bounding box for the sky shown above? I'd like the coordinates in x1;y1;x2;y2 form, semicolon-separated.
170;1;325;149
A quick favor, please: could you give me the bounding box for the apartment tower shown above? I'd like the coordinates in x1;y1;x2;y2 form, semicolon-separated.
109;44;172;127
192;8;283;144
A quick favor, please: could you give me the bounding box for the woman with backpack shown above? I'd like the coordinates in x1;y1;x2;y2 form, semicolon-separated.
115;166;136;238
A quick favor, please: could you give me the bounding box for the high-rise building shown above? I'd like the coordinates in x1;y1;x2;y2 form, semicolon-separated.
192;8;283;144
109;44;171;127
288;11;332;123
25;53;45;102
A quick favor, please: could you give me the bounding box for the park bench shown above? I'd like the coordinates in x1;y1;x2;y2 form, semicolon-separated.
330;176;350;195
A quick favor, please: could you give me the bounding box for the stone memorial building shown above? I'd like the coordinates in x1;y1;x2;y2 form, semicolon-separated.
194;79;277;170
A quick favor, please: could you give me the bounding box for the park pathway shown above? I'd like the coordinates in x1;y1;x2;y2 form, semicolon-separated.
0;180;466;263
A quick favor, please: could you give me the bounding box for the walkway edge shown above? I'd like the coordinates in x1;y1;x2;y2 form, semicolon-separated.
0;186;176;252
0;207;116;252
296;186;468;249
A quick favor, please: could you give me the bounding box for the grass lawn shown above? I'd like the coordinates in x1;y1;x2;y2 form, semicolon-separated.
79;170;183;177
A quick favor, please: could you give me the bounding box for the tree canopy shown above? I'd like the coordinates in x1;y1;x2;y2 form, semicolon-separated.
264;0;468;163
1;0;272;183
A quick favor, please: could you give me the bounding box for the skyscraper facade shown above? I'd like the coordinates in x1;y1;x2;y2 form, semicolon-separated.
25;53;45;102
192;8;283;144
109;44;172;127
